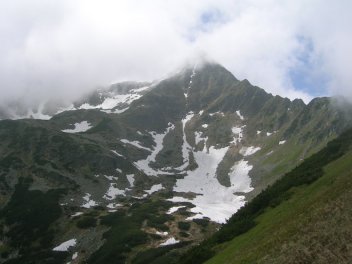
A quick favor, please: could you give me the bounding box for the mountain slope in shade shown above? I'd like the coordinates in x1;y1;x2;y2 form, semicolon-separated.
0;62;351;263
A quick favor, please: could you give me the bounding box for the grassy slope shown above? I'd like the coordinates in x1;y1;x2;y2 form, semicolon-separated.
206;142;352;263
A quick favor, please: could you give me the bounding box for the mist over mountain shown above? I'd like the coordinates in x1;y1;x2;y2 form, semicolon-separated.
1;1;352;107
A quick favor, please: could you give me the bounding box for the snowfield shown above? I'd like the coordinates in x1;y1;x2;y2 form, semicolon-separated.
165;111;256;223
169;143;253;224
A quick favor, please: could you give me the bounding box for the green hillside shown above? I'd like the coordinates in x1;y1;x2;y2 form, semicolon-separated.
179;128;352;264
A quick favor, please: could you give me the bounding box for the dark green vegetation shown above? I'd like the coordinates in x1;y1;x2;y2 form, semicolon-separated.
132;241;190;264
76;216;97;229
178;222;191;231
0;178;67;264
179;128;352;264
88;199;176;264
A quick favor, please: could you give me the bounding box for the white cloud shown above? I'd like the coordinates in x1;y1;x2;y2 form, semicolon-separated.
0;0;351;105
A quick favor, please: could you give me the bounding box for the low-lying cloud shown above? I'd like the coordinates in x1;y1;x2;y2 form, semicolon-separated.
0;0;351;106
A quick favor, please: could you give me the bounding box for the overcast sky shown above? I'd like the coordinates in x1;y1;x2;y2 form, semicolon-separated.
0;0;351;105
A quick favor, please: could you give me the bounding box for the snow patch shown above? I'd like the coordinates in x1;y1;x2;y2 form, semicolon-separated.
120;139;152;151
107;202;122;209
131;86;150;93
167;206;186;214
176;113;194;170
266;131;278;136
111;150;124;157
62;121;92;133
236;110;244;120
160;237;180;246
71;212;83;217
156;231;168;236
231;126;244;144
184;64;197;98
81;193;98;208
134;123;175;176
72;252;78;260
202;124;208;128
79;92;142;111
53;239;76;252
239;146;261;156
186;213;204;221
103;183;126;200
104;175;118;181
279;140;286;145
266;150;274;156
126;174;135;187
132;194;148;200
194;131;204;145
209;111;224;117
145;184;163;194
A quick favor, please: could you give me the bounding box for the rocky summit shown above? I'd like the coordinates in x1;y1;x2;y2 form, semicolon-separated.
0;62;352;264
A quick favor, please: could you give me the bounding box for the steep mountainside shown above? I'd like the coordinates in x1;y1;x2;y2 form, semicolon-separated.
0;62;351;263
